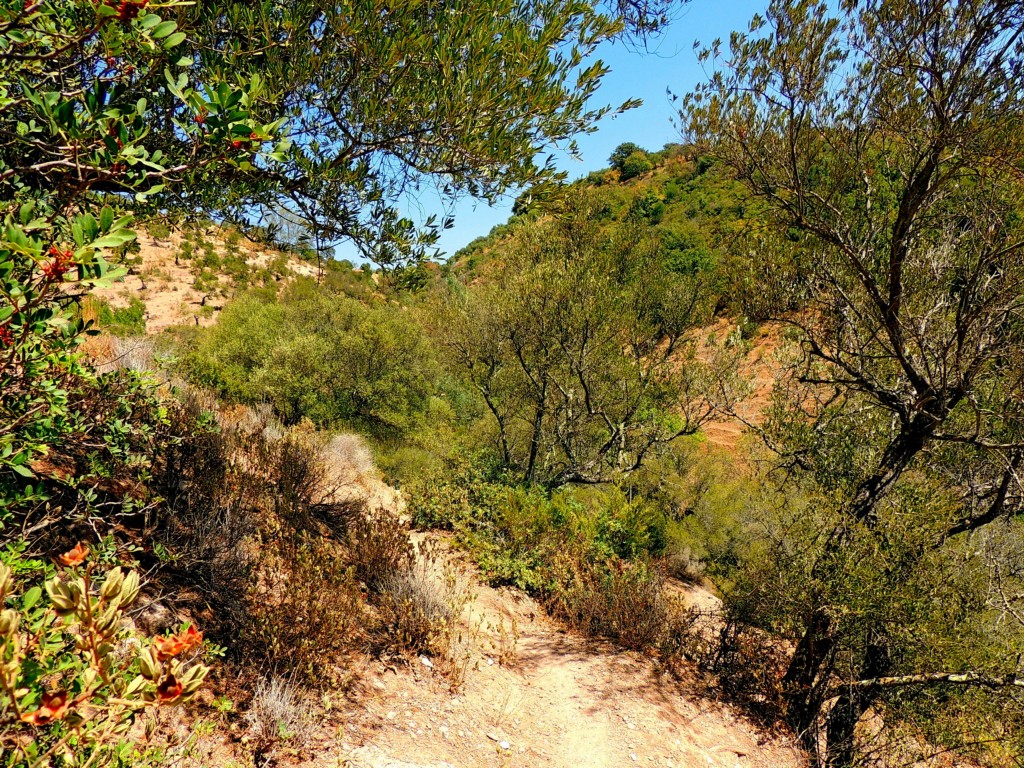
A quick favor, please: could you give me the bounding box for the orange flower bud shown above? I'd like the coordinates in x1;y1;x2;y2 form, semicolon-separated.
20;691;70;725
57;542;88;567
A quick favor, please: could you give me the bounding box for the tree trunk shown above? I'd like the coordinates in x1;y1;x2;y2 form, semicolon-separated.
783;608;834;755
524;381;547;482
848;413;935;524
823;638;891;767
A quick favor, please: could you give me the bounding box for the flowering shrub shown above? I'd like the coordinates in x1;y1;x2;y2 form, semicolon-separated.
0;544;209;767
0;0;284;517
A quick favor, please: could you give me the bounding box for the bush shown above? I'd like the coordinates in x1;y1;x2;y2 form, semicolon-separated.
240;534;367;686
619;150;653;180
84;296;148;337
374;546;465;658
347;508;415;593
147;220;172;242
180;288;437;438
0;551;209;768
245;676;313;758
543;554;671;650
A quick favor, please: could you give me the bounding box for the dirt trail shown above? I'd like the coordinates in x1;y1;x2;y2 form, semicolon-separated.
334;549;805;768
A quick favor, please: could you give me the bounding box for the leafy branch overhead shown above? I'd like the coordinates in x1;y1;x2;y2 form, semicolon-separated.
175;1;657;266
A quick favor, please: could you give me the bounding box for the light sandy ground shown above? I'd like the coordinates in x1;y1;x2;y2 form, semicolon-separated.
326;548;805;768
92;227;316;333
695;319;789;452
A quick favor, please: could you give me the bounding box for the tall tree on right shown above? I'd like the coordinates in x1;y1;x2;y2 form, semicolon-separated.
686;1;1024;765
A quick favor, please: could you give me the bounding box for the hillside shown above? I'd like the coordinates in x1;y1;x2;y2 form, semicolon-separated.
5;4;1024;766
70;209;804;768
88;222;321;335
56;152;1007;768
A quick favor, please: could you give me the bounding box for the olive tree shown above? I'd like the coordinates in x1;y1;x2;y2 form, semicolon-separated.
430;191;727;485
685;0;1024;764
170;0;684;268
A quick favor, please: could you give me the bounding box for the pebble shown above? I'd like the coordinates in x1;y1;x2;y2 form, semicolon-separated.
420;656;435;669
499;741;511;750
630;753;638;762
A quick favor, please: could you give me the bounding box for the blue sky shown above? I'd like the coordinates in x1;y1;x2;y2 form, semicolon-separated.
339;0;767;263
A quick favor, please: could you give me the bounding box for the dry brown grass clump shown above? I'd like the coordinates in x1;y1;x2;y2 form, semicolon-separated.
373;542;468;660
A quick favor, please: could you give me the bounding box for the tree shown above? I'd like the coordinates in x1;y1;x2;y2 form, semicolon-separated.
619;150;653;180
1;0;684;497
182;288;437;438
0;0;279;508
171;1;683;268
609;142;645;169
0;3;264;760
686;0;1024;764
430;191;726;485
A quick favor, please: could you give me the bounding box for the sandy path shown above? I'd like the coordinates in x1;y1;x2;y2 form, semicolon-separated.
335;549;805;768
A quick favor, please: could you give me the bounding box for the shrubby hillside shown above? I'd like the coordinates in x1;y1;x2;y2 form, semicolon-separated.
3;1;1024;768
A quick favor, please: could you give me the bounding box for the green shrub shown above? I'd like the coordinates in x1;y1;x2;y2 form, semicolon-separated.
180;288;437;438
0;551;209;768
146;220;172;242
619;150;653;180
91;296;147;337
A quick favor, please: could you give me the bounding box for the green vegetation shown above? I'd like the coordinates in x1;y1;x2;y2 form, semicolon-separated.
3;1;1023;767
684;0;1024;764
0;0;671;764
85;297;147;337
180;284;436;438
428;190;727;485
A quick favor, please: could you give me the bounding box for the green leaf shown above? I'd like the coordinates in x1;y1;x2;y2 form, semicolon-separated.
91;231;136;249
22;586;41;611
163;32;187;49
151;21;177;39
100;206;114;232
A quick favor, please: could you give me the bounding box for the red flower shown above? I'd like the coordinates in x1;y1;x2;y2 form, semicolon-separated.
111;0;149;22
153;624;203;661
20;691;70;726
57;542;88;567
194;111;207;126
231;139;243;149
156;675;183;702
41;246;75;281
0;325;12;348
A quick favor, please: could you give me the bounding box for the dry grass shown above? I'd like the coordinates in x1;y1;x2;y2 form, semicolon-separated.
245;676;314;755
374;547;467;659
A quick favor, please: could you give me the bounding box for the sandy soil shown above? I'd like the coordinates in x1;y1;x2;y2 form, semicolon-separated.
694;319;790;452
326;552;805;768
92;227;316;334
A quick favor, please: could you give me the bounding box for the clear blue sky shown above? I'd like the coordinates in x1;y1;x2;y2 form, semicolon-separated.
339;0;767;263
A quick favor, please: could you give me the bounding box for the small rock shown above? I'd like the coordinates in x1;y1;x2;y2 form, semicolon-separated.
420;656;435;669
499;741;511;751
386;711;397;720
630;754;638;762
